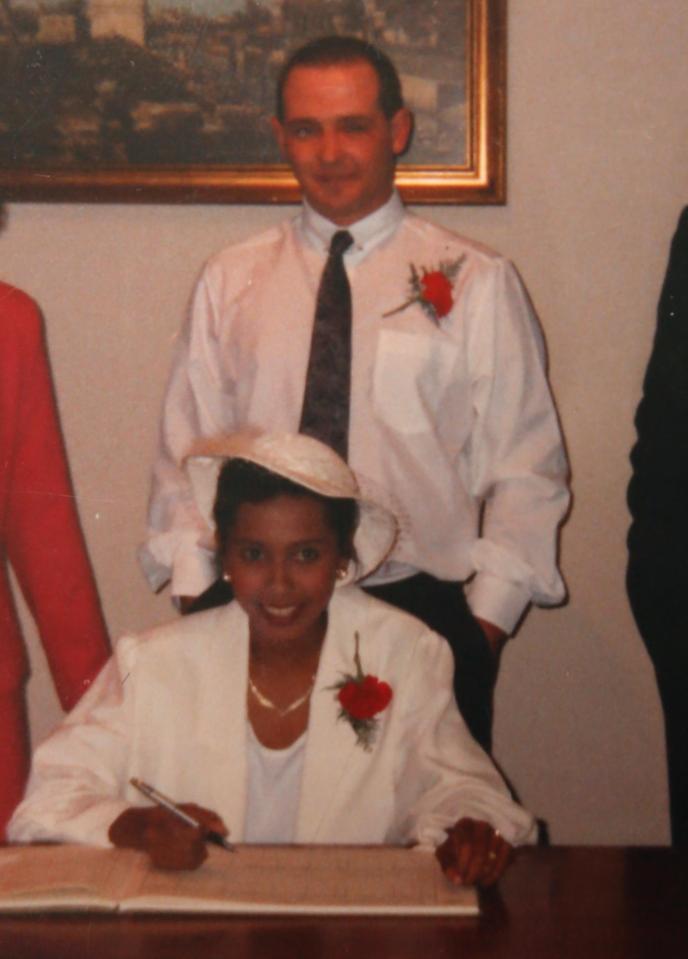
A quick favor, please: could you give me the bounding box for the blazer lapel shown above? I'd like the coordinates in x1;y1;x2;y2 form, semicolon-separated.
193;603;250;841
295;588;371;842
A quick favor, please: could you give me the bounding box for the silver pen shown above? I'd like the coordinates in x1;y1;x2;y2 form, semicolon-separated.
130;777;235;851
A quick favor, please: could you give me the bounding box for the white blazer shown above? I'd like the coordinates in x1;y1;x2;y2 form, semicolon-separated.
9;588;535;848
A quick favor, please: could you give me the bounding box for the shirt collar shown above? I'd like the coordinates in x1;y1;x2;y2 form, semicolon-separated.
299;191;404;262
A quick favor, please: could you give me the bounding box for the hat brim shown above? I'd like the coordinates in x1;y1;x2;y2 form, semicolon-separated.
184;432;398;583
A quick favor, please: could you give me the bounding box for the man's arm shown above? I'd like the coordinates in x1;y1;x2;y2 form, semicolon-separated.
139;267;234;600
462;256;570;635
627;208;688;638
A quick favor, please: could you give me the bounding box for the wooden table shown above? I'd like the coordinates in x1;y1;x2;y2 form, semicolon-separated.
2;846;686;958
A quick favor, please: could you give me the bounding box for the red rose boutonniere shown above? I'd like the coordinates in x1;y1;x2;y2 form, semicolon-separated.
330;632;393;751
384;258;465;325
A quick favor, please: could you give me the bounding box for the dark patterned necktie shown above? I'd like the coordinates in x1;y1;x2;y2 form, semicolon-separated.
299;229;354;459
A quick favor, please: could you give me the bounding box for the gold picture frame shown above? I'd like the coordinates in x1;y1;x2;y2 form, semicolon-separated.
0;0;506;205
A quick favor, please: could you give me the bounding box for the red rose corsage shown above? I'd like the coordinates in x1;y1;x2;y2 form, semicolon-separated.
383;258;465;324
330;632;392;751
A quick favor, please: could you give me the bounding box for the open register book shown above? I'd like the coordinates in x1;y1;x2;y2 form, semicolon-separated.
0;844;479;916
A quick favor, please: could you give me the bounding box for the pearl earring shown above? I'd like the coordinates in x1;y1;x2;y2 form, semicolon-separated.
336;567;348;581
222;571;231;583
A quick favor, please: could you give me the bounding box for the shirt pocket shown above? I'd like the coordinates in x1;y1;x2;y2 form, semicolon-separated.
372;330;460;435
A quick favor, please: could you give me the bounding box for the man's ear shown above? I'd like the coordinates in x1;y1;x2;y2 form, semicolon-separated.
271;116;287;158
390;107;413;157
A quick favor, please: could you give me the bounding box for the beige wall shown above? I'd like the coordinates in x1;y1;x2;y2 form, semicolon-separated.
3;1;687;844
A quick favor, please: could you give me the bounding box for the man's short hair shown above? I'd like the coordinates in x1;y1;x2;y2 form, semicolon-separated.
275;35;404;122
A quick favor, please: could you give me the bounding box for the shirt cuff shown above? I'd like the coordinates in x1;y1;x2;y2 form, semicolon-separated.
137;542;171;592
170;546;217;600
464;574;531;635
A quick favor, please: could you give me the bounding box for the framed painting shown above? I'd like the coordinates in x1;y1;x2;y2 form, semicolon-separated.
0;0;506;204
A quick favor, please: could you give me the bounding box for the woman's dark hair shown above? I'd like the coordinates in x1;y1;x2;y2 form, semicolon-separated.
213;458;358;560
275;35;404;122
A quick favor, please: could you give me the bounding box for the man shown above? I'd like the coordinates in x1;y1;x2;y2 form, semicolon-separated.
0;282;110;838
140;36;569;751
627;207;688;847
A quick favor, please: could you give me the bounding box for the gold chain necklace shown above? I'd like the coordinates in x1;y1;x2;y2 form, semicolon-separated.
248;674;316;718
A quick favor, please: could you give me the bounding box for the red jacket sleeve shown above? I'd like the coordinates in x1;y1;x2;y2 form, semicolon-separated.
1;284;110;709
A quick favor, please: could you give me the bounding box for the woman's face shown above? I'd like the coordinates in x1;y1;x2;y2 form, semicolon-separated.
221;494;349;651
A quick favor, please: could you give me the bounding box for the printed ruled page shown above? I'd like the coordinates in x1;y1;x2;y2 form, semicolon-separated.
0;846;146;911
126;845;479;915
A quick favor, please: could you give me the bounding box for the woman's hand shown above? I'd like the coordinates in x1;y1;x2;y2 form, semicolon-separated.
435;817;513;887
109;804;228;871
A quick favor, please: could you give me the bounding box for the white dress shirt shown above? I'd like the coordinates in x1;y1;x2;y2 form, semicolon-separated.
139;194;569;633
8;587;536;849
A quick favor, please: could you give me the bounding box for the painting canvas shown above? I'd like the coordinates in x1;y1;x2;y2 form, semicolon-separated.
0;0;505;203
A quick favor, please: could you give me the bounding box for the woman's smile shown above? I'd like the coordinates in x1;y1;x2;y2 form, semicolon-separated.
263;604;298;618
257;602;303;628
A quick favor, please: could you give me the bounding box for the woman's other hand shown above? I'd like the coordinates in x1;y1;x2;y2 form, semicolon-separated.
435;817;513;887
109;803;228;871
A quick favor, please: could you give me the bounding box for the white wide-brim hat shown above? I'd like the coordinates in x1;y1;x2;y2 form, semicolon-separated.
184;431;399;583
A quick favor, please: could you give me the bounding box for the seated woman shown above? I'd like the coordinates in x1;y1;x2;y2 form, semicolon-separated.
8;432;535;884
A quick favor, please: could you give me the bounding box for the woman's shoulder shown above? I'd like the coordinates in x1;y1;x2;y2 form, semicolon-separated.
0;282;42;345
114;602;246;664
0;281;39;315
330;586;445;650
327;587;453;694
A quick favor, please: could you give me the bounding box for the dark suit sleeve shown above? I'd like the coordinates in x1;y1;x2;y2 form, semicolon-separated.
627;207;688;641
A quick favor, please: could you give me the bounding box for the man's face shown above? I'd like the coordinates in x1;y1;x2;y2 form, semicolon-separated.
272;60;411;226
